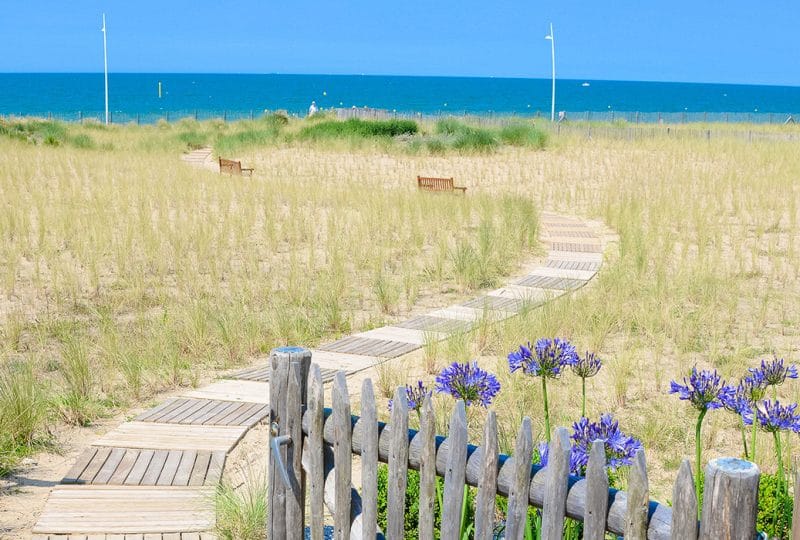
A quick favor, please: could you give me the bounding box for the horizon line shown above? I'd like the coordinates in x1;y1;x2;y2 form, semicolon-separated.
1;71;799;90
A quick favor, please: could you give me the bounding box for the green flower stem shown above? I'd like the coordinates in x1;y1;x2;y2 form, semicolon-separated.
751;420;758;462
542;376;551;443
774;431;785;538
739;416;749;459
695;408;707;519
581;377;587;418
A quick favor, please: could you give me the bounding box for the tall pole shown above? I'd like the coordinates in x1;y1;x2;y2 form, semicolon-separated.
546;22;556;123
102;14;109;125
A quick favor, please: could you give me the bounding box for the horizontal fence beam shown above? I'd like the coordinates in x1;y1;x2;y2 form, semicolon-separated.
301;407;672;539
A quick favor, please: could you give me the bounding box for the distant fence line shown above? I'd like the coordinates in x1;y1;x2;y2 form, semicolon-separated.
1;108;798;126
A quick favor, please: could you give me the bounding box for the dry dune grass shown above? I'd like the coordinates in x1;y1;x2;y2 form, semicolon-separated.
2;118;800;505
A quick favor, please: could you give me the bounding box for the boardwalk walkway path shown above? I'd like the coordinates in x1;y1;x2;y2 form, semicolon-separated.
31;155;607;538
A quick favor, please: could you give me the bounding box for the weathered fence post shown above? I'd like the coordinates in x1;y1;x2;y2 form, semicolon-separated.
268;346;311;540
671;459;698;540
698;458;759;540
541;427;570;540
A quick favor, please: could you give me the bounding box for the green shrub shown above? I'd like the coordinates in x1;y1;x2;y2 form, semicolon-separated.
426;138;447;155
298;118;418;140
435;118;468;136
215;469;267;540
69;133;96;149
377;464;451;539
177;131;208;149
0;362;50;475
452;127;498;153
215;126;281;155
757;473;793;539
498;124;548;149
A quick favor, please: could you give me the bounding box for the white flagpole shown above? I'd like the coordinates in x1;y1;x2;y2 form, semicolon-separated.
102;14;109;125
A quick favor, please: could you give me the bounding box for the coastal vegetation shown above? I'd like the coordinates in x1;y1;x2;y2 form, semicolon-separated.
2;113;800;535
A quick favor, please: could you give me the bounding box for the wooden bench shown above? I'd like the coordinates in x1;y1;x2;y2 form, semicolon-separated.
219;157;254;176
417;176;467;193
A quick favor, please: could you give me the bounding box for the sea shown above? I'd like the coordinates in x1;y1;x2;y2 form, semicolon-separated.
1;73;798;124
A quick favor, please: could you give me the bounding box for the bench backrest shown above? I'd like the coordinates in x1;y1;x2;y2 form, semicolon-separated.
219;157;243;175
417;176;455;191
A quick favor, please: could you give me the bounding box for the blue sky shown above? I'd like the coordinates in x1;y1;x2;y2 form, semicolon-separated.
2;1;799;86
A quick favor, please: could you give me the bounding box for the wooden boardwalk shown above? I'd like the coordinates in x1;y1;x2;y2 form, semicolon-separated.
31;211;606;538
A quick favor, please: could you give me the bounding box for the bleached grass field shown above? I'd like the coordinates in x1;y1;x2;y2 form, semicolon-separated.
2;115;800;505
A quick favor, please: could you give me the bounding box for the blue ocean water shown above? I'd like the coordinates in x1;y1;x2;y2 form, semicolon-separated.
1;73;798;122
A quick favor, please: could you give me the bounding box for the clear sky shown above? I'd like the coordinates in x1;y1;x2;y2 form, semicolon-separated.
2;1;799;86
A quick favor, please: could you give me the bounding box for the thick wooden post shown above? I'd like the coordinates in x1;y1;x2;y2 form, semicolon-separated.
698;458;759;540
268;346;311;540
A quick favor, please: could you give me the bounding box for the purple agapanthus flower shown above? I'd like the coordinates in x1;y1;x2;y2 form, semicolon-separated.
537;414;642;475
721;374;768;424
749;400;800;433
570;414;643;473
388;381;432;413
572;351;603;379
508;338;579;379
748;356;798;388
670;367;735;412
435;361;500;408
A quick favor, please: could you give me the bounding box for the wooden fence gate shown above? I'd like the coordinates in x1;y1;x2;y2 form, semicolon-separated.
266;347;791;539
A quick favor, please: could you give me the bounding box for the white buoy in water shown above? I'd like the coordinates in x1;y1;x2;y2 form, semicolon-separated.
158;81;162;98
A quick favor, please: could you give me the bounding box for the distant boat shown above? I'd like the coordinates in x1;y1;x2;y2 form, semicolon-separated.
581;82;591;87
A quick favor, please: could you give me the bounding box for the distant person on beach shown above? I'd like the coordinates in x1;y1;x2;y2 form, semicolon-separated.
308;101;318;117
558;111;566;123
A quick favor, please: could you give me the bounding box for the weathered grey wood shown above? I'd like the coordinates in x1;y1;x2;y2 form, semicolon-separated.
505;417;533;540
188;451;210;486
307;365;325;540
698;458;760;540
268;346;311;540
268;353;290;540
541;427;570;540
301;441;386;540
333;372;352;540
441;400;467;540
418;395;437;540
473;411;498;540
625;449;648;540
300;396;675;539
583;440;609;540
286;360;306;539
62;447;98;483
793;460;800;540
670;459;698;540
387;386;409;540
359;379;378;540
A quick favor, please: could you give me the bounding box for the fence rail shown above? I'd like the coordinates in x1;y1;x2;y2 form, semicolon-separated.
2;108;797;126
267;348;773;540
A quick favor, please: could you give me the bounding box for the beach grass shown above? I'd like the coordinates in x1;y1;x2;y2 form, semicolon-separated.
2;114;800;505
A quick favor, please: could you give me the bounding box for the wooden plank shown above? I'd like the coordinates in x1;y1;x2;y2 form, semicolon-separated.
156;450;184;486
418;395;437;540
306;350;378;372
108;448;140;485
473;411;498;540
62;447;99;483
541;427;570;540
94;448;128;484
355;326;445;345
194;400;238;425
181;380;269;404
93;422;247;452
505;417;533;540
319;336;418;359
153;399;199;423
584;440;609;540
670;459;698;540
205;452;225;485
188;452;211;486
32;486;215;534
307;365;325;540
237;404;270;427
387;386;409;540
172;450;198;487
441;400;467;540
359;378;378;540
123;450;154;486
79;447;112;484
333;372;352;540
395;315;473;333
172;400;219;424
140;450;169;485
625;449;649;539
207;402;249;425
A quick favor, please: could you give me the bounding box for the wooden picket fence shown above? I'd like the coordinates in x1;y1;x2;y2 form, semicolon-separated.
267;348;795;540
